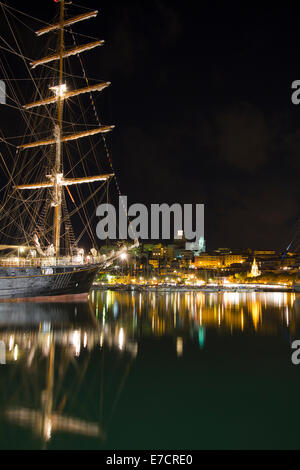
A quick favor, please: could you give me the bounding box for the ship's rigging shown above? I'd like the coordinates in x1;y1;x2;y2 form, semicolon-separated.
0;1;123;259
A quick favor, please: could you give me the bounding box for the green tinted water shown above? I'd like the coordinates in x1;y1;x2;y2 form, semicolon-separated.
0;290;299;449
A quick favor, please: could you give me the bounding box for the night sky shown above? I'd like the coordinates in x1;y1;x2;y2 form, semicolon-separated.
1;1;300;251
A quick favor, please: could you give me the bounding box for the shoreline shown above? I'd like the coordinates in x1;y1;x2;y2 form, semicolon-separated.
92;284;295;293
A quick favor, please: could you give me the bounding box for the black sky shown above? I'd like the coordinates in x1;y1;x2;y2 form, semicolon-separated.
1;1;300;251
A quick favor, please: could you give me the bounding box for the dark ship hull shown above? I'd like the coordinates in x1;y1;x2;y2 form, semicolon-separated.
0;264;100;300
294;283;300;293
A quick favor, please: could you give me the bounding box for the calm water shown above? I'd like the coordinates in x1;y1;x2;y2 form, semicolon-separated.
0;289;300;449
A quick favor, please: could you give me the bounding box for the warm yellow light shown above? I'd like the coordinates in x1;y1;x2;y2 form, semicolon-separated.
13;344;18;361
9;336;14;352
119;328;124;350
72;330;81;356
176;337;183;357
50;83;67;97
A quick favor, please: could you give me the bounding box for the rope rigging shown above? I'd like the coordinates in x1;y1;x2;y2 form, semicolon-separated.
0;1;124;255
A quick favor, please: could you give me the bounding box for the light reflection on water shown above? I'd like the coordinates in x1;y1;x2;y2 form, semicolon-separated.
91;290;299;340
0;290;300;449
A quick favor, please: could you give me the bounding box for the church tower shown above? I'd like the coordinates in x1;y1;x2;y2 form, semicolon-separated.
249;258;261;277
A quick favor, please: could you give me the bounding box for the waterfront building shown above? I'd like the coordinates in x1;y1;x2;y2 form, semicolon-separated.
193;254;222;268
222;254;246;267
165;245;176;262
192;252;246;269
149;259;159;269
151;244;165;258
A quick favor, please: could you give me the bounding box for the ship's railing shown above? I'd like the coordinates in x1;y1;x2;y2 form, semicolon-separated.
0;243;133;268
0;256;103;268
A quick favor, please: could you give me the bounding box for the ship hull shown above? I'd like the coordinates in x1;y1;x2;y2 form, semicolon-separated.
0;265;100;300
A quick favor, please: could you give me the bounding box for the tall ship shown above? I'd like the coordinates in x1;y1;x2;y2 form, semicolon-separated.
0;1;131;299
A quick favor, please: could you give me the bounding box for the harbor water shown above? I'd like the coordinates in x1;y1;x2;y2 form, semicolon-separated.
0;290;300;449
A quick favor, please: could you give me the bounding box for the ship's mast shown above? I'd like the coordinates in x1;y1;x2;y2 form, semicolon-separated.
16;3;115;260
53;0;65;257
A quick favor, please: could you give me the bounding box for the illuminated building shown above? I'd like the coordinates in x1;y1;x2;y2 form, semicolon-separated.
175;230;184;240
248;258;261;277
254;250;276;257
193;251;246;269
151;244;164;258
193;254;222;268
222;254;246;267
149;259;159;269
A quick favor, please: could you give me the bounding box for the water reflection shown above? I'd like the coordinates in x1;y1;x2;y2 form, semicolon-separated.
0;297;137;449
91;290;300;341
0;290;300;449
